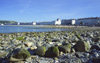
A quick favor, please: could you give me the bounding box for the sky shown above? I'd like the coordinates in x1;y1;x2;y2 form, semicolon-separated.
0;0;100;22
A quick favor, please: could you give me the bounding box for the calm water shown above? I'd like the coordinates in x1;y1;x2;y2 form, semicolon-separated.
0;25;69;33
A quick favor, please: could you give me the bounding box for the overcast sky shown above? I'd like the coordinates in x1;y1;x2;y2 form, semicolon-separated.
0;0;100;22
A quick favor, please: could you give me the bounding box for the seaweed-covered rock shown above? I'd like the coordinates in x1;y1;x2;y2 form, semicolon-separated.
35;46;46;56
58;43;71;53
45;46;59;58
16;36;25;41
74;41;91;52
12;48;31;60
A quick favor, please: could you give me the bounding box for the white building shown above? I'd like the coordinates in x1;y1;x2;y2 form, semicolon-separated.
72;19;76;25
55;18;61;25
17;22;20;25
1;24;4;26
32;22;36;25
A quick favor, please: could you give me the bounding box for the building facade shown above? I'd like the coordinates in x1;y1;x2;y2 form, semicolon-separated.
61;19;76;25
76;17;100;26
72;19;76;25
32;22;36;25
55;18;61;25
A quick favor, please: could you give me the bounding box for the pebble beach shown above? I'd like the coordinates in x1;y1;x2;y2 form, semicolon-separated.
0;26;100;63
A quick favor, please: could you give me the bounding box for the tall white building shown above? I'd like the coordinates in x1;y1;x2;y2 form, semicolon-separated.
55;18;61;25
1;24;4;26
17;22;20;25
72;19;76;25
32;22;36;25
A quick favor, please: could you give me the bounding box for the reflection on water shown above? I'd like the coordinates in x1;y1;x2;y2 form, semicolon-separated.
0;25;70;33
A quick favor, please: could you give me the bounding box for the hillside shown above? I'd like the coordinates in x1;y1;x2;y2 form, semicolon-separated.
0;20;17;24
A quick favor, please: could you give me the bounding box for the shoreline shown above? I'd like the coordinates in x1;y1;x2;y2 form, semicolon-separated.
0;28;100;63
0;25;100;34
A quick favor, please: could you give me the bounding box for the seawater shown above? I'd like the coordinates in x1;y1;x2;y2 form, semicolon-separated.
0;25;70;33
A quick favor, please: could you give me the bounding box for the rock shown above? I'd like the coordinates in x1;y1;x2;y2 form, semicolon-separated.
71;48;75;53
59;55;82;63
75;33;82;40
74;41;91;52
92;37;100;42
45;46;59;58
9;56;23;62
55;43;62;46
24;42;33;47
35;46;46;56
12;48;31;60
16;36;25;41
84;53;90;57
91;45;100;50
52;39;60;42
75;52;84;58
36;42;42;47
58;43;71;53
48;42;54;45
0;51;7;58
92;58;100;63
30;46;37;50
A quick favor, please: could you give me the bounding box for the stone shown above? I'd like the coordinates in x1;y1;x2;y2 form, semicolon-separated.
58;43;71;53
92;37;100;42
24;42;33;47
71;48;75;53
45;46;59;58
0;51;7;58
91;45;100;50
92;58;100;63
52;39;60;42
9;56;23;62
74;41;91;52
35;46;46;56
12;48;31;60
16;36;25;41
30;46;37;50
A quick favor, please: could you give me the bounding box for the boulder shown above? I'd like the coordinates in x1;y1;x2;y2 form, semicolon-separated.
58;43;71;53
74;41;91;52
35;46;46;56
45;46;59;58
12;48;31;60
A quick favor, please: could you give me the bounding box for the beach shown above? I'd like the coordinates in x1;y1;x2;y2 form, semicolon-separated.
0;27;100;63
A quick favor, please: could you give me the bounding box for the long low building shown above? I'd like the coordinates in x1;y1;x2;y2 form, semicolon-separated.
61;19;76;25
76;17;100;26
61;17;100;26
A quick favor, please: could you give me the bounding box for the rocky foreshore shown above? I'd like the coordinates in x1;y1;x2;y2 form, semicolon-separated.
0;27;100;63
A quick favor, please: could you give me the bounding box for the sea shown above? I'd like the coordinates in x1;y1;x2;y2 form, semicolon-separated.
0;25;70;33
